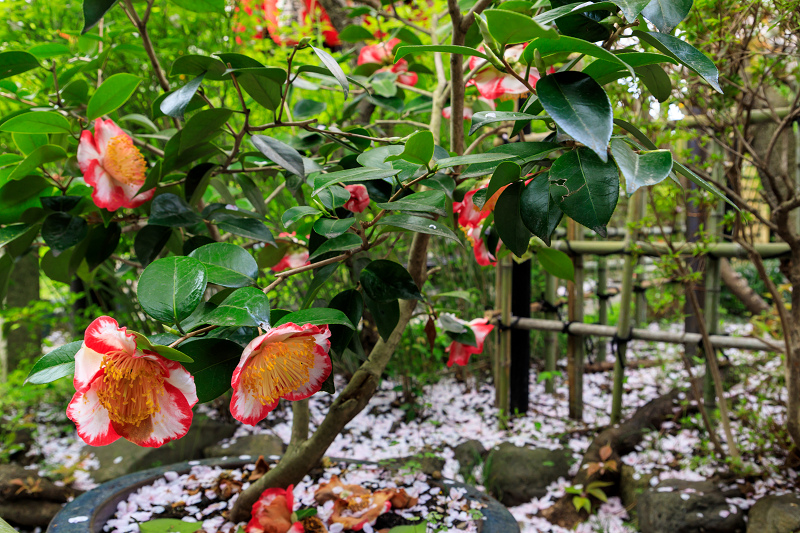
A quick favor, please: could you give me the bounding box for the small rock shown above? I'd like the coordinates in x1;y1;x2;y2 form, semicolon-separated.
383;449;446;476
0;464;73;503
204;434;285;459
747;494;800;533
454;440;487;479
619;464;655;517
0;499;64;527
484;443;572;506
638;479;745;533
84;417;237;483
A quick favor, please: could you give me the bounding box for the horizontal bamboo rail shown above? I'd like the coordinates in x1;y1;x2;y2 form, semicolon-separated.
550;241;790;258
506;317;782;352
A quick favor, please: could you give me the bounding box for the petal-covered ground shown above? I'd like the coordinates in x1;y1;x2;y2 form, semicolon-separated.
19;321;796;532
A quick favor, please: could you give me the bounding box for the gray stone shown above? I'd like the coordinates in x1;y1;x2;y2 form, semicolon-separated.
484;443;572;506
454;440;487;480
383;450;446;477
84;417;237;483
747;494;800;533
619;464;655;512
204;434;285;459
638;479;746;533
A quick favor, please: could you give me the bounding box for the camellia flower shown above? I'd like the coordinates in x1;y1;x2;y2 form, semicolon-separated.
67;316;197;447
343;184;370;213
445;317;495;367
465;225;499;267
358;38;418;86
77;118;155;211
246;485;303;533
231;323;332;425
468;45;541;100
271;232;310;273
262;0;339;47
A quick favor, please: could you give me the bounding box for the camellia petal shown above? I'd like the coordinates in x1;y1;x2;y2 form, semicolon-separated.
445;317;495;367
230;323;332;425
343;184;370;213
246;485;298;533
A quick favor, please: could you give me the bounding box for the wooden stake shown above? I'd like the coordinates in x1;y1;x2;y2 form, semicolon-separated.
567;220;585;421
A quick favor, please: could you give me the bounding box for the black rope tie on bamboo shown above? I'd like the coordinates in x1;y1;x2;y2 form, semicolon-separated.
632;284;647;294
597;292;613;301
539;299;564;321
561;321;573;335
497;316;522;331
611;328;633;368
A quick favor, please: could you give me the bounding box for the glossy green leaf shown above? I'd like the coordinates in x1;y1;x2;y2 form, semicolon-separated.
311;168;401;196
672;161;738;211
301;263;339;308
313;218;354;239
309;233;362;260
360;259;422;302
180;338;244;403
522;36;635;78
339;25;374;42
537;247;574;281
632;30;722;93
364;293;399;341
82;0;119;33
487;161;522;200
520;172;563;246
85;222;121;270
189;242;258;288
394;45;488;63
312;46;349;98
238;71;283;110
0;51;41;80
609;0;651;20
641;0;693;33
87;73;141;120
484;9;557;45
293;99;326;119
469;111;544;136
210;211;275;244
462;142;561;178
274;308;355;329
203;286;270;327
8;144;67;181
138;256;208;324
0;176;56;224
251;135;305;177
41;213;88;253
25;340;82;384
435;153;516;169
548;0;612;41
582;51;677;85
282;206;321;227
170;55;228;80
533;1;619;24
328;289;363;354
610;139;672;195
549;148;619;237
0;224;31;248
375;214;460;242
169;0;224;13
386;130;434;167
185;162;217;206
0;112;71;134
128;331;194;363
375;190;447;217
537;72;613;162
13;133;48;156
440;314;477;347
494;182;531;257
160;73;205;119
180;108;233;151
134;225;172;266
636;64;671;102
149;193;203;227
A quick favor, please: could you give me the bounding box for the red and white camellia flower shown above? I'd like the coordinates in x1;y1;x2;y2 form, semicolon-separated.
231;323;332;425
465;225;500;267
358;38;419;86
343;184;370;213
77;119;155;212
444;317;495;367
246;485;303;533
262;0;339;47
271;232;310;273
67;316;197;447
468;45;541;100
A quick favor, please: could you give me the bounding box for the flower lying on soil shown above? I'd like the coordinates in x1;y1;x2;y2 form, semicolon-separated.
315;475;418;530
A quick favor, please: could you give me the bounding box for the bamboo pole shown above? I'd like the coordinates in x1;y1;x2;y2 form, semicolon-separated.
507;317;781;352
611;192;641;424
567;220;585;420
544;272;558;393
596;257;608;363
549;240;790;258
704;144;725;413
495;255;513;422
633;192;648;328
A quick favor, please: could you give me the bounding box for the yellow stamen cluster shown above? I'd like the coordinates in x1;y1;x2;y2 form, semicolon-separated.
96;352;164;425
241;336;316;405
104;135;147;186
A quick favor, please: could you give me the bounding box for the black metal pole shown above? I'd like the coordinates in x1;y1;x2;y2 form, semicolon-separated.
509;259;531;415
